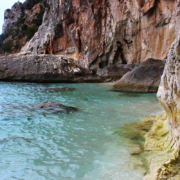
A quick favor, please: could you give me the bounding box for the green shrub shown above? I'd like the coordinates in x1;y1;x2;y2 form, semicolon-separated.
0;0;50;51
27;25;38;40
32;4;44;26
1;40;13;52
14;40;19;49
43;1;50;11
15;17;26;27
0;29;12;48
21;24;28;32
25;0;42;10
13;29;20;37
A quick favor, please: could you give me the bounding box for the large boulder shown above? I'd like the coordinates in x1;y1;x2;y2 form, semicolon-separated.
112;58;166;92
0;53;102;83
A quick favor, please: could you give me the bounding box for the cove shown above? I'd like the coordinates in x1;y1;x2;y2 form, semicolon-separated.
0;82;163;180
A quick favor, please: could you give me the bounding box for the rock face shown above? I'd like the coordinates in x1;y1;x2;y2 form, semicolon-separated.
2;2;23;33
0;53;102;82
157;31;180;153
18;0;180;68
141;31;180;179
112;58;166;92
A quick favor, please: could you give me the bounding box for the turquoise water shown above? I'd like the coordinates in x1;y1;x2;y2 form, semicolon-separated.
0;82;163;180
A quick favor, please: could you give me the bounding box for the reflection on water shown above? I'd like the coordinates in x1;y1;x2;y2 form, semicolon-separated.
0;82;163;180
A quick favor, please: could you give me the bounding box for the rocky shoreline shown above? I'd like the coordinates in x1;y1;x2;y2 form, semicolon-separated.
115;32;180;179
0;52;165;93
0;34;179;178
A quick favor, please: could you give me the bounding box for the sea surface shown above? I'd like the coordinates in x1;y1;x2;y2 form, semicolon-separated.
0;82;163;180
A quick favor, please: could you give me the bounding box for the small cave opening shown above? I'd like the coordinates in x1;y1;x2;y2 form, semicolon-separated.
45;50;49;54
54;24;64;39
113;41;127;64
79;38;82;53
91;4;94;14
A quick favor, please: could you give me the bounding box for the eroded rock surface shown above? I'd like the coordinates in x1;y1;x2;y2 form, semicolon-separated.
157;32;180;150
112;58;166;92
140;31;180;179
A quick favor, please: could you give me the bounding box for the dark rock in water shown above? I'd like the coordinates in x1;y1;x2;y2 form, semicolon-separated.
112;58;166;93
0;136;32;143
41;87;76;92
118;93;141;97
33;101;78;113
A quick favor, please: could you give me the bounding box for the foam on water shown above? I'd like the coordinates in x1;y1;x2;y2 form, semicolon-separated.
0;82;163;179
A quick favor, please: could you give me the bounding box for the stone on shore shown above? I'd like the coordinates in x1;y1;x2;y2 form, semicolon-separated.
0;53;102;83
112;58;166;93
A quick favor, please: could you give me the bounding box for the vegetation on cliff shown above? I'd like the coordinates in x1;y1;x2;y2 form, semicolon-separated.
0;0;49;54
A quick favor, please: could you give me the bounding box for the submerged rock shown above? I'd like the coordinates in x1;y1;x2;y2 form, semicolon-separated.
38;87;76;93
0;136;32;143
114;113;176;179
112;58;166;93
118;93;141;97
33;101;78;113
113;114;158;177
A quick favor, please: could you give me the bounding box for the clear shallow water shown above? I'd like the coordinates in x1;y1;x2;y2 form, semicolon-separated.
0;82;163;180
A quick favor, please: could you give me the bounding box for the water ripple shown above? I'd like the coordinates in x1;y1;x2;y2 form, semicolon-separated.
0;82;163;179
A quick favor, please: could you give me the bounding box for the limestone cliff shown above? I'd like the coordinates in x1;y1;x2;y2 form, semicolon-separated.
2;0;180;68
2;2;23;33
138;31;180;179
20;0;180;68
0;0;47;54
157;31;180;152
